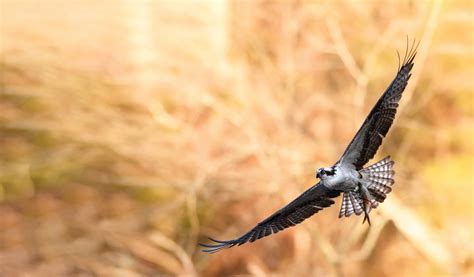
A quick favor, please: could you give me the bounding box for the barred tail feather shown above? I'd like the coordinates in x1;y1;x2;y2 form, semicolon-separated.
361;156;395;204
338;156;395;220
338;192;363;218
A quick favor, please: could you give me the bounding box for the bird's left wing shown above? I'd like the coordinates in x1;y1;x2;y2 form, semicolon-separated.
338;41;418;169
200;183;340;253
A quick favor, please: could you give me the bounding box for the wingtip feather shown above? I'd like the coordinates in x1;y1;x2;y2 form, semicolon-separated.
199;237;238;253
208;237;229;244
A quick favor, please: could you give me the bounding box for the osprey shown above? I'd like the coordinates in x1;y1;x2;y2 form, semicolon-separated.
201;41;418;253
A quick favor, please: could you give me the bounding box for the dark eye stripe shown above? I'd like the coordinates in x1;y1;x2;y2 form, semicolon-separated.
326;168;336;176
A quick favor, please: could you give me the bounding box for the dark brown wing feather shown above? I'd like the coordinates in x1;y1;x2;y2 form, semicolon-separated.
200;183;340;253
338;42;418;169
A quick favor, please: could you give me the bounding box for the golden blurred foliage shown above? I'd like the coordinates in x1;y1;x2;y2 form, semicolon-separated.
0;0;472;276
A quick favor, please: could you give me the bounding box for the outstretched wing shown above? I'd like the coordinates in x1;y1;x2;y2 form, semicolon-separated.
200;183;340;253
338;41;418;169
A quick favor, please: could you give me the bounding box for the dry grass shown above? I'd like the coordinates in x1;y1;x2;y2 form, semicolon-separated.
1;0;473;276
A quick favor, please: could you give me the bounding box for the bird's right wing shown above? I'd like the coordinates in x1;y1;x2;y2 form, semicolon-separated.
337;41;418;169
200;183;340;253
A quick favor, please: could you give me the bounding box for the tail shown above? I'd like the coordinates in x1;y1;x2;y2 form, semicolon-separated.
339;156;395;221
360;156;395;204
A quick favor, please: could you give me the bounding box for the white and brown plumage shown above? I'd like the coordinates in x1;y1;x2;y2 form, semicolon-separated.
200;41;418;253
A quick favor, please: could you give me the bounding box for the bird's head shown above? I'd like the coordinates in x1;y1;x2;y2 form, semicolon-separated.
316;167;336;179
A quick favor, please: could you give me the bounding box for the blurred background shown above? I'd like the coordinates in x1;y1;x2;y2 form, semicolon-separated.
1;0;472;276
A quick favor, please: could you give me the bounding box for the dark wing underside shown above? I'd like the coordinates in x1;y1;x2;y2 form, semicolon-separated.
338;41;418;169
200;183;340;253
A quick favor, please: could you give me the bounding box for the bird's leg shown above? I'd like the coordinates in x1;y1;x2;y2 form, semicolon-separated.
361;200;371;226
358;183;373;226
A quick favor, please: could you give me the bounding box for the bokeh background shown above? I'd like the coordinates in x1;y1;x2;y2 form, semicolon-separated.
1;0;472;276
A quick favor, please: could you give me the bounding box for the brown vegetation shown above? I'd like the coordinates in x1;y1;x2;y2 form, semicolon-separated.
1;0;472;276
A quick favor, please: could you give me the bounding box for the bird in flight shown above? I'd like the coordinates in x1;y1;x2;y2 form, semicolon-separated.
201;40;418;253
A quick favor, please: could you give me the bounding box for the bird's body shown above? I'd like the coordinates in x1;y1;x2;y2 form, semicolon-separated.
319;164;360;191
201;41;418;253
